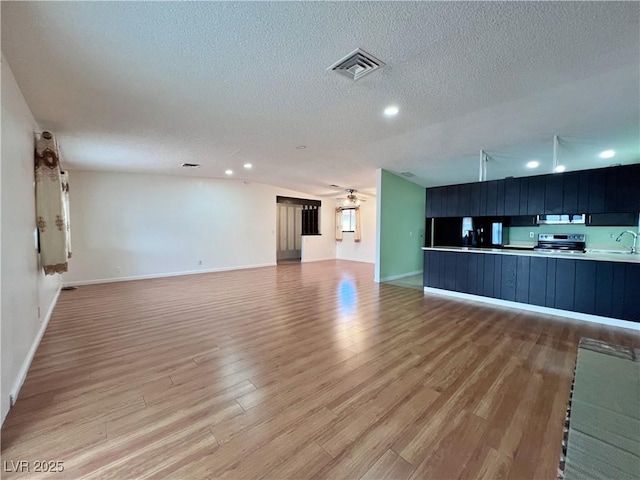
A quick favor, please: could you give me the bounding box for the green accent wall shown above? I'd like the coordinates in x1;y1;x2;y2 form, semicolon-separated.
509;223;639;250
379;170;426;280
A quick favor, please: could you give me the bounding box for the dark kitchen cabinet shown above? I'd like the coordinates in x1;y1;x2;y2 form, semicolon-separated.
496;180;505;216
545;258;557;308
458;183;473;217
469;183;481;217
500;255;517;302
594;262;614;318
482;253;495;298
519;177;529;215
468;254;480;295
444;185;459;217
587;212;638;226
504;178;521;216
624;264;640;321
433;187;443;218
588;169;606;214
528;257;546;306
509;215;537;227
555;259;576;311
574;261;596;315
618;164;640;212
485;180;499;216
544;174;563;214
423;250;431;288
562;171;580;214
455;253;469;293
515;256;530;304
423;249;639;322
478;181;488;217
527;176;545;215
424;164;639;220
427;186;445;218
604;167;620;213
577;170;590;214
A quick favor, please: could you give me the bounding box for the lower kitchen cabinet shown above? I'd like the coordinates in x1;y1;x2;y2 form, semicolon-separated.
423;250;640;322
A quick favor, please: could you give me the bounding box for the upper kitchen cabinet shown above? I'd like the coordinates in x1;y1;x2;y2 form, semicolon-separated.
504;178;521;216
562;171;580;213
587;168;606;213
444;184;459;217
527;176;545;215
485;180;499;216
544;174;563;214
424;164;640;218
425;186;444;217
458;183;474;216
607;164;640;213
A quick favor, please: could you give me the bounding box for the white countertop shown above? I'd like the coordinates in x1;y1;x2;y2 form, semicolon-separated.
422;246;640;264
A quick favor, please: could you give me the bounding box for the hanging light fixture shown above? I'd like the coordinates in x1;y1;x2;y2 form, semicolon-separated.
338;189;365;207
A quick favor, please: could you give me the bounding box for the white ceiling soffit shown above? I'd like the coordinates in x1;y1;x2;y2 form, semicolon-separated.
1;1;638;195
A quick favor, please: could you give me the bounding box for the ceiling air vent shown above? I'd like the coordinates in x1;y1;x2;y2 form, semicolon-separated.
327;48;385;81
182;163;201;168
401;172;416;178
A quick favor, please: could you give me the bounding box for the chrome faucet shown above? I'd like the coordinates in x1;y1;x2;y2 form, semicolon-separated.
616;230;639;254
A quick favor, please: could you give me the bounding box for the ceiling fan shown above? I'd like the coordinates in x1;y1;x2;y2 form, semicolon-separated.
336;189;367;207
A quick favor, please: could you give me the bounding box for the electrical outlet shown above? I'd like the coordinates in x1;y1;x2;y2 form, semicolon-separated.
198;260;203;265
37;307;41;318
529;232;535;238
610;233;615;239
115;266;121;273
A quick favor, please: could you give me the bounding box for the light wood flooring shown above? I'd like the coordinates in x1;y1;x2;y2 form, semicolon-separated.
2;260;639;479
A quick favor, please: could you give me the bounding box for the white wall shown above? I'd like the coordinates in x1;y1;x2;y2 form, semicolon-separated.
1;55;61;424
302;202;335;263
336;198;377;264
64;171;335;285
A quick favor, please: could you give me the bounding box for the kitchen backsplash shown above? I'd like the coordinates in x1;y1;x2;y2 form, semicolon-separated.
508;223;640;250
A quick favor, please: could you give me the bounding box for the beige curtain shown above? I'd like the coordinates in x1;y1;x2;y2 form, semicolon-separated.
335;207;343;241
35;131;69;275
354;206;362;242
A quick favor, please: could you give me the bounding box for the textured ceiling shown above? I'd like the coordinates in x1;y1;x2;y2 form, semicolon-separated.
2;1;639;195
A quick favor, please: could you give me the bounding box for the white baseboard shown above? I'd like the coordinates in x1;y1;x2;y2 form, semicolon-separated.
423;287;640;332
335;257;375;264
380;270;423;282
62;262;277;287
301;257;336;263
7;286;61;420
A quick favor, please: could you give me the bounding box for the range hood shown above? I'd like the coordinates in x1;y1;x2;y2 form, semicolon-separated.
537;214;586;225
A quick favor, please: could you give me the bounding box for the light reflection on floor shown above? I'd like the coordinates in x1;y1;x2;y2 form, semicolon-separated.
336;276;365;350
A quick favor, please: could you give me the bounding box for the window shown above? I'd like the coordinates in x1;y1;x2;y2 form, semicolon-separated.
342;208;356;232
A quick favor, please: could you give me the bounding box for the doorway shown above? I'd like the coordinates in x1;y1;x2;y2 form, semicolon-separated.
276;203;302;263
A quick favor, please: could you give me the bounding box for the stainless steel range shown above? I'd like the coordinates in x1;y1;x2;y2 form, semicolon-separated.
534;233;586;253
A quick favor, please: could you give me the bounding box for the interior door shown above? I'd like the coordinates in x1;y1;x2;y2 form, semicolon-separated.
277;204;302;261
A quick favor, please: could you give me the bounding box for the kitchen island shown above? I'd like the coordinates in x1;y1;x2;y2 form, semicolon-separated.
422;246;640;326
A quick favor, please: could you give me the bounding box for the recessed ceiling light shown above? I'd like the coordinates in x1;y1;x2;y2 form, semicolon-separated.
526;160;539;169
384;106;399;117
555;165;566;173
599;149;615;159
225;169;233;175
243;163;252;169
296;145;306;150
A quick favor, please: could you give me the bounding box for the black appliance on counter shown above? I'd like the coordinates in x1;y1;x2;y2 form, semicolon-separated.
533;233;586;253
461;217;508;247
